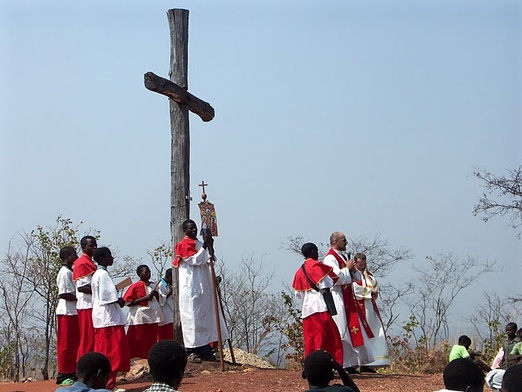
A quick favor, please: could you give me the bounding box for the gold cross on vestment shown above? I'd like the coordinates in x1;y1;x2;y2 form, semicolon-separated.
351;326;360;334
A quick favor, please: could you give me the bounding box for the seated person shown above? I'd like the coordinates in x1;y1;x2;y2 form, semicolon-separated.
501;363;522;392
435;358;484;392
449;335;490;372
56;352;112;392
302;349;360;392
143;340;188;392
506;328;522;366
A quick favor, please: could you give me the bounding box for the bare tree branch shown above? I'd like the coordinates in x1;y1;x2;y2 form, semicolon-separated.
473;165;522;237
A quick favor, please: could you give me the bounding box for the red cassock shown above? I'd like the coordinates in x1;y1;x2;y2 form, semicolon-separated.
73;254;97;360
292;259;343;364
123;281;159;359
56;314;80;373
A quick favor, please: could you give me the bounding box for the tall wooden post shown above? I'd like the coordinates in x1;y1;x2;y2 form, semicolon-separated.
145;8;215;343
168;9;189;343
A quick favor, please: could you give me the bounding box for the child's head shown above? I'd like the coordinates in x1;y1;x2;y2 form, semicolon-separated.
148;340;187;388
354;252;367;271
182;219;198;239
458;335;472;349
164;268;172;284
505;322;518;340
516;328;522;340
136;265;151;282
301;243;319;260
76;352;111;389
443;358;484;392
502;363;522;392
303;350;335;387
80;236;97;257
93;247;113;267
59;246;78;266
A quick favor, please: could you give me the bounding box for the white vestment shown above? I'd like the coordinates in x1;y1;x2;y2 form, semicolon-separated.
177;240;229;348
323;250;374;368
352;269;390;367
91;267;126;328
56;266;77;316
126;282;164;325
158;278;174;326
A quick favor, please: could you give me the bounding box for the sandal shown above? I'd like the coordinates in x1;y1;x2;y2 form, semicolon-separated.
201;353;217;361
188;353;202;363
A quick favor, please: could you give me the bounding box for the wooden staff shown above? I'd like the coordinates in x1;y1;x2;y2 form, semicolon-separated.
215;276;236;364
205;233;225;371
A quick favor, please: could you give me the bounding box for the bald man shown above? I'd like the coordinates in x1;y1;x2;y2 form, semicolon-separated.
322;232;374;373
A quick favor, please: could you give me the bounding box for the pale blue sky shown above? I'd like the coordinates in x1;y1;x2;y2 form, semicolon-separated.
1;1;520;327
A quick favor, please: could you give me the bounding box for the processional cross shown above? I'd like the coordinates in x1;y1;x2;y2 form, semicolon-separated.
144;8;214;344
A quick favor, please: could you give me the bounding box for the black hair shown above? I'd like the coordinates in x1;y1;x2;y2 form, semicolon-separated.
507;322;518;331
502;363;522;392
59;246;76;261
301;243;318;259
303;350;335;386
136;264;149;276
77;352;111;383
182;219;196;231
165;268;172;277
443;358;484;390
80;235;97;249
148;340;187;387
93;247;111;264
458;335;472;347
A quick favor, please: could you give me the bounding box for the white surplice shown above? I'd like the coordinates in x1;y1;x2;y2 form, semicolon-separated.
352;269;390;367
323;250;374;368
177;240;229;348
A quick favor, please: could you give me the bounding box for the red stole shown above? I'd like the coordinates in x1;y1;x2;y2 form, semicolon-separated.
73;254;97;280
292;259;338;291
123;280;148;306
354;270;386;337
325;249;374;346
173;236;198;267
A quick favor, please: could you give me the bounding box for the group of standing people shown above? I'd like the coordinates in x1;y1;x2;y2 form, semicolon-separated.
56;219;229;390
292;231;390;373
56;236;176;391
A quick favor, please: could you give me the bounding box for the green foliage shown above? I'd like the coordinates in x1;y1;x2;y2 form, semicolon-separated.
0;341;16;381
148;242;173;278
481;320;505;364
387;315;449;374
275;291;304;367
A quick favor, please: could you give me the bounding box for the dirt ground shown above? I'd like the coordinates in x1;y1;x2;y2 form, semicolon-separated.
0;361;445;392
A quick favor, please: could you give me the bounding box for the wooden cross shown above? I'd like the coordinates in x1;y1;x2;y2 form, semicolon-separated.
144;8;214;343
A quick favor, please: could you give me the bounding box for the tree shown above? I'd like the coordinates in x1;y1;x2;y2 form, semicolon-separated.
407;253;497;349
22;217;86;380
217;256;283;358
147;242;173;278
468;291;521;362
473;165;522;237
0;240;34;381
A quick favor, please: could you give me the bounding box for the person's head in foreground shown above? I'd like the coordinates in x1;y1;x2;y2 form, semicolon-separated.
76;352;111;389
148;340;188;389
303;350;355;391
502;363;522;392
443;358;484;392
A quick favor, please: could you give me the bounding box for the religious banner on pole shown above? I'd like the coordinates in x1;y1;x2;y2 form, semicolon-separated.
198;180;219;237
